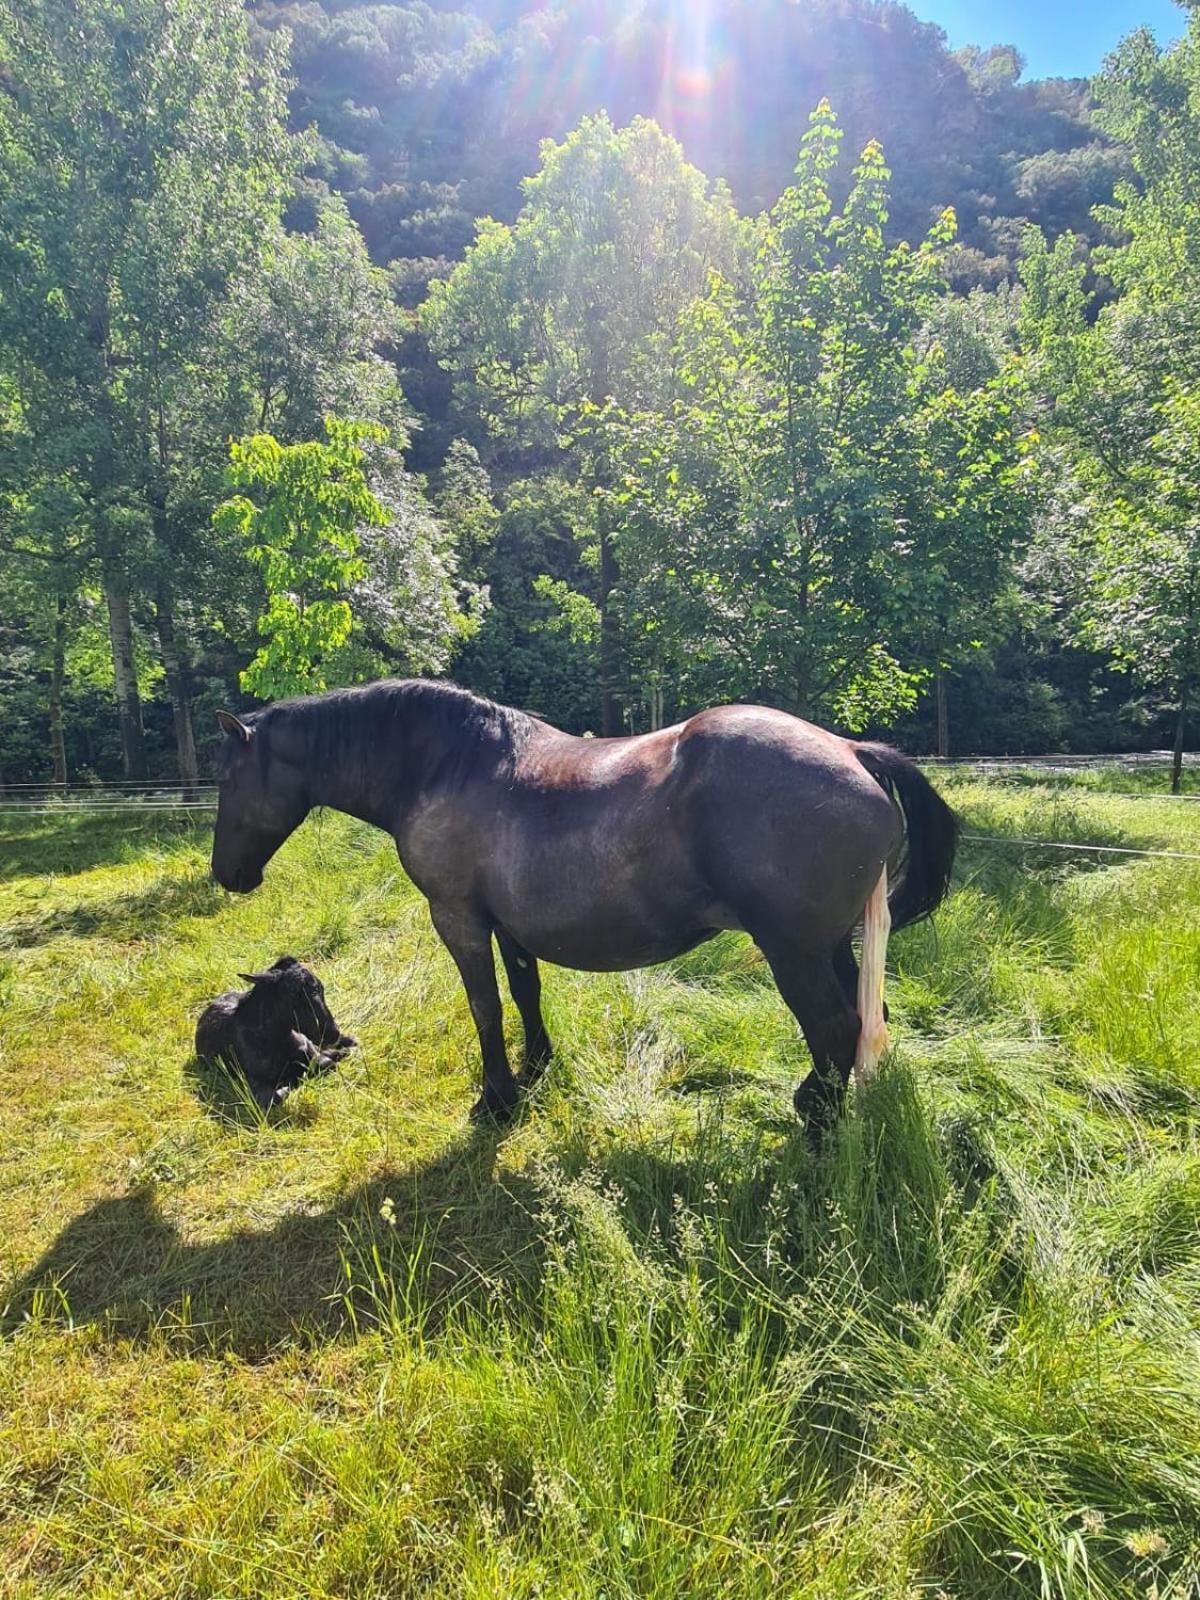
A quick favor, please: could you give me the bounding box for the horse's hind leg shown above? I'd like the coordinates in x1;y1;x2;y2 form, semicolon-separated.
756;939;860;1139
833;936;858;1010
833;935;888;1024
496;930;554;1086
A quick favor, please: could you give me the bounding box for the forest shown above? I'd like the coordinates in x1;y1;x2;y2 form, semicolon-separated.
1;0;1197;787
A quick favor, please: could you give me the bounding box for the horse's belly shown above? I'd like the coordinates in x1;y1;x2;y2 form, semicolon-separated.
488;848;737;971
509;919;722;973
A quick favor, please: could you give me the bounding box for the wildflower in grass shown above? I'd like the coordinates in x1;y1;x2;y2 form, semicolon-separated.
379;1196;396;1227
1080;1508;1105;1535
1124;1528;1169;1559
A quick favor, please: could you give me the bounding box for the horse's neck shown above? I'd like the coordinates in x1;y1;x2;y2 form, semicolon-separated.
294;691;447;831
293;707;401;831
304;755;398;833
311;771;394;831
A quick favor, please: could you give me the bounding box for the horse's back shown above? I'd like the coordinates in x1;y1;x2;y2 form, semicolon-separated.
423;702;901;966
515;703;898;870
195;992;241;1059
675;703;859;763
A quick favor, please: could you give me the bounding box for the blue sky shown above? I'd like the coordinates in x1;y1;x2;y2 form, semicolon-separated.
913;0;1184;79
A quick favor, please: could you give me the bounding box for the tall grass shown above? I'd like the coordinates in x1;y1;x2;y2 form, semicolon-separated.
1;783;1199;1596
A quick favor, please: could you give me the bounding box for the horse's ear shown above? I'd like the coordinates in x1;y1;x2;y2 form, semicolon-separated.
238;969;276;985
216;710;253;743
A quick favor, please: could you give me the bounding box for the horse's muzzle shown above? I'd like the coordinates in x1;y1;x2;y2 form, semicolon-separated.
211;863;264;894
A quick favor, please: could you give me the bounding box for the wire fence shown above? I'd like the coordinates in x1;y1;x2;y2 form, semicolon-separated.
3;755;1200;869
961;833;1200;864
924;750;1199;769
3;751;1195;807
0;780;217;812
0;792;217;815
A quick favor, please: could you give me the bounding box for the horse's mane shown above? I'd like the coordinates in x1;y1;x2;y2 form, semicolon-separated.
255;679;532;790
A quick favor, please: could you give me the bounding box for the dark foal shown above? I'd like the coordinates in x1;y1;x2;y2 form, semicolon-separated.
195;955;358;1107
209;682;956;1131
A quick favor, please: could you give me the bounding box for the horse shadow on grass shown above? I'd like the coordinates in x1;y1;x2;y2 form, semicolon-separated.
2;1070;1017;1361
1;1128;548;1357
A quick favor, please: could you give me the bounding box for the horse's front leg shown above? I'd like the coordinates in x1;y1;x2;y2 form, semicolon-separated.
496;929;553;1087
430;903;521;1123
290;1030;342;1076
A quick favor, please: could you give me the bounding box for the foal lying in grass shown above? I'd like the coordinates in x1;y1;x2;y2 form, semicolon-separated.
195;955;357;1108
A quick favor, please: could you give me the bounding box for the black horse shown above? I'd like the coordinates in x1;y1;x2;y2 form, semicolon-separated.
210;681;956;1130
195;955;358;1107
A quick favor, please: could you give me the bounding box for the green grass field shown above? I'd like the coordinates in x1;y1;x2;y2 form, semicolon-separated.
2;776;1199;1598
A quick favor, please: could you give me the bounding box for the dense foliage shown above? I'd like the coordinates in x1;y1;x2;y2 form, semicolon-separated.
607;109;1032;728
0;0;1196;784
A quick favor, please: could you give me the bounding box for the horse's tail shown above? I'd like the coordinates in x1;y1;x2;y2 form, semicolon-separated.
853;742;959;932
848;744;957;1083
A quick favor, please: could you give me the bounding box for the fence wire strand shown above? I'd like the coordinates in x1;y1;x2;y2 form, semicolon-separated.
961;833;1200;864
4;758;1200;863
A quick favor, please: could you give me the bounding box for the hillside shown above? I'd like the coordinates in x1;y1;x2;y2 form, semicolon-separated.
251;0;1126;304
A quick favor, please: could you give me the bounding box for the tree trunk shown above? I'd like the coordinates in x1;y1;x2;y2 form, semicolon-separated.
1172;677;1190;795
155;584;199;801
104;567;147;780
587;340;622;739
50;594;68;787
648;682;664;732
598;507;620;737
936;667;950;759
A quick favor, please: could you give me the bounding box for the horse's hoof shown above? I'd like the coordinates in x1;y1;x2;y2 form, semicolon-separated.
792;1080;820;1120
793;1082;840;1146
469;1091;520;1125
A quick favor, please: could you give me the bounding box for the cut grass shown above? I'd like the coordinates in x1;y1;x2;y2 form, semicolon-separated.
1;781;1199;1596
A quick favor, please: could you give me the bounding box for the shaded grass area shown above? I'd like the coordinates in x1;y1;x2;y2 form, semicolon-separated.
1;787;1199;1597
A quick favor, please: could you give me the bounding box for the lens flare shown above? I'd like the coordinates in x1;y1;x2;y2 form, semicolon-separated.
654;1;733;147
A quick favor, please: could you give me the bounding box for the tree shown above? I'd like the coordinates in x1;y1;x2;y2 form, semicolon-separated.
215;419;478;698
1022;271;1200;789
903;286;1032;754
0;365;93;783
0;0;295;779
1015;13;1200;788
608;104;1030;733
451;474;603;732
1080;379;1200;786
225;196;406;443
423;113;736;732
